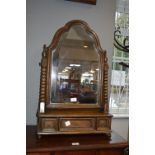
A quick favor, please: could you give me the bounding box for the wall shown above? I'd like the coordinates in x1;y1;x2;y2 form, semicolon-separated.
26;0;128;140
112;118;129;140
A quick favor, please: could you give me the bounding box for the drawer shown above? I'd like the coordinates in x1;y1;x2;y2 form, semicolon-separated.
97;118;111;131
59;118;95;132
40;118;58;132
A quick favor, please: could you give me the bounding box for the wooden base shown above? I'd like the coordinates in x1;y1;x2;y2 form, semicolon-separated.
37;110;112;136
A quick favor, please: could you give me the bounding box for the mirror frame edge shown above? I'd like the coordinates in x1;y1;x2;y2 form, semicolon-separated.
38;20;109;112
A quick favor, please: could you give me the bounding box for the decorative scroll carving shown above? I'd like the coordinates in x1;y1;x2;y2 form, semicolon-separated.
114;29;129;68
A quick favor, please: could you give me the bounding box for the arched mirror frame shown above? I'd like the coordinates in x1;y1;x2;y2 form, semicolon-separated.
39;20;109;112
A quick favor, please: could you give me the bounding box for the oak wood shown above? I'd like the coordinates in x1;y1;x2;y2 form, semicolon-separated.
37;20;111;136
27;153;51;155
27;125;128;154
55;151;96;155
38;110;113;117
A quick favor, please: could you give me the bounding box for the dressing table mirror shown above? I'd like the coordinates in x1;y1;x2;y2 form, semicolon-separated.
37;20;112;137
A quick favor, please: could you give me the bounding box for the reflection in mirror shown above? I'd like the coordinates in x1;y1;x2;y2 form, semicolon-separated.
51;25;100;104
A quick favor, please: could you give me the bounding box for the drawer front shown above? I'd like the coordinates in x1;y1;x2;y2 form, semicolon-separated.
55;150;97;155
97;118;111;131
59;118;95;132
40;118;58;132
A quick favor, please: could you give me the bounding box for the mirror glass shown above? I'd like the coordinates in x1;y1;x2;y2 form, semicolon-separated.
50;25;100;104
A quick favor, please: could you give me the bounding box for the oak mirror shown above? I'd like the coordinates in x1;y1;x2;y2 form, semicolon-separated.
39;20;109;110
37;20;111;137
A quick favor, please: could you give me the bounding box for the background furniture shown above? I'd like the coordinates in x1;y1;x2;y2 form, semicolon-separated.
27;125;128;155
